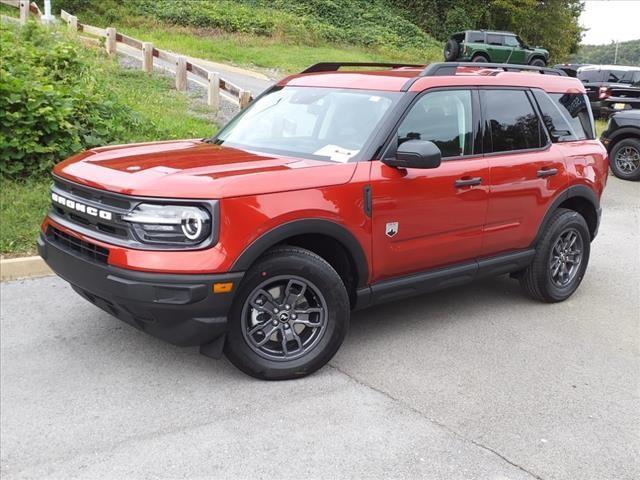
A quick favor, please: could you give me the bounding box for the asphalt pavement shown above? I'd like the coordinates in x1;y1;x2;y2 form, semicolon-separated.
1;176;638;480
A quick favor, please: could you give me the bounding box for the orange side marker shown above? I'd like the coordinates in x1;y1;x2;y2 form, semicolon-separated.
213;282;233;293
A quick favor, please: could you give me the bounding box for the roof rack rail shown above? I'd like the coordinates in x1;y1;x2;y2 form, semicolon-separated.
420;62;567;77
302;62;424;74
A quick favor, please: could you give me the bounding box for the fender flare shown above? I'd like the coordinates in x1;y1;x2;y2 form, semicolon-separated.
604;127;640;151
231;219;369;288
532;185;600;246
525;51;546;64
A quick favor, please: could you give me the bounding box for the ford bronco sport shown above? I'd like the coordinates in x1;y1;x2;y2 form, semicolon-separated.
39;62;607;380
444;30;549;66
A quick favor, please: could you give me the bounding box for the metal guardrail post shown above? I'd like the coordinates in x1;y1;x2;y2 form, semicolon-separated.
105;27;117;56
176;56;188;91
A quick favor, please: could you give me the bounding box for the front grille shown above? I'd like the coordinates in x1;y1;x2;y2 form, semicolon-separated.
51;178;133;241
47;226;109;264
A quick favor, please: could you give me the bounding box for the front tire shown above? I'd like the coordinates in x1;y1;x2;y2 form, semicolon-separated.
610;138;640;181
472;54;488;63
225;247;350;380
519;209;590;303
529;57;546;67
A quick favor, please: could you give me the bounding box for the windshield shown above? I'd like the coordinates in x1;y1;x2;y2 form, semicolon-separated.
213;87;400;162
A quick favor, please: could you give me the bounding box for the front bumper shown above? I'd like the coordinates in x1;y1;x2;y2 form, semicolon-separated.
38;232;243;348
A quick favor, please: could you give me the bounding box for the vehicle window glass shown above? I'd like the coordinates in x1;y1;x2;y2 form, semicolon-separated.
549;93;594;140
578;69;602;83
486;34;504;45
397;90;473;158
483;89;543;152
466;31;484;43
215;87;399;162
532;90;577;142
504;36;519;47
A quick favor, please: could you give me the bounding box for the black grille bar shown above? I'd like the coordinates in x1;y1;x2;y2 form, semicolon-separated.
47;226;109;265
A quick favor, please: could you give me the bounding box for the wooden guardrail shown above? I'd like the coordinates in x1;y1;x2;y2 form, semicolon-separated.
1;1;253;109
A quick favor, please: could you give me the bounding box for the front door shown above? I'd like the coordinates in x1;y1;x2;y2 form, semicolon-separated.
370;89;489;283
486;33;510;62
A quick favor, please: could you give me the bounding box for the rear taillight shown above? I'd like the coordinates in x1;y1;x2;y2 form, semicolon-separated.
599;86;611;100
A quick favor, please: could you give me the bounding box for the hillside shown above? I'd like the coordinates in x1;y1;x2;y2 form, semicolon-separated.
569;39;640;66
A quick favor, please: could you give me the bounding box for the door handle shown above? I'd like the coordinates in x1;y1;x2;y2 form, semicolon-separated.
454;177;482;188
537;167;558;178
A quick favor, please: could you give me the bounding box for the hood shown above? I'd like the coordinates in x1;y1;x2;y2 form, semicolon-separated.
53;139;358;199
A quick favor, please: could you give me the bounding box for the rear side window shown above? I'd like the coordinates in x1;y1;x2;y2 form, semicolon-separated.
606;69;640;86
578;69;602;83
466;31;485;43
483;89;543;153
397;90;473;158
486;34;503;45
550;93;594;140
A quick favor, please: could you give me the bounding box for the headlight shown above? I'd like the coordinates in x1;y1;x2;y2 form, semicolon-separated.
122;204;212;246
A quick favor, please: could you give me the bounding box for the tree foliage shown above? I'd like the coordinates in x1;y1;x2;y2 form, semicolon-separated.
392;0;584;61
570;40;640;66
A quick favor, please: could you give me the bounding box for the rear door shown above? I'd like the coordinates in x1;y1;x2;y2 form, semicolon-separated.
370;89;489;282
479;88;568;257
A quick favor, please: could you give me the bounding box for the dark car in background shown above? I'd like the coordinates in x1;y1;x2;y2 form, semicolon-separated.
444;30;549;65
600;110;640;180
577;65;640;118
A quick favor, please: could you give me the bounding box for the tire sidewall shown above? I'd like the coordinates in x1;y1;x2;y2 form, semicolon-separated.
472;54;488;63
541;212;591;301
225;250;349;380
610;138;640;181
444;39;459;61
530;58;546;67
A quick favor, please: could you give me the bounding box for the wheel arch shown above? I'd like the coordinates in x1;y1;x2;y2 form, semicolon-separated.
532;185;600;245
231;219;369;304
606;128;640;152
471;51;490;61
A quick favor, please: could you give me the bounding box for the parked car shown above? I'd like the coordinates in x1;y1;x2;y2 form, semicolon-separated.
39;62;607;380
600;110;640;180
577;65;640;117
444;30;549;65
554;63;591;78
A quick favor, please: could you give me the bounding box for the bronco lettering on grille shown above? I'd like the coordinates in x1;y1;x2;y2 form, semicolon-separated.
51;192;113;221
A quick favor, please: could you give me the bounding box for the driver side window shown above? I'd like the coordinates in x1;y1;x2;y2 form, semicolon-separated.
397;90;473;158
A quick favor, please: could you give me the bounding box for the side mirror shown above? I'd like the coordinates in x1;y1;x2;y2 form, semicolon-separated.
383;140;442;169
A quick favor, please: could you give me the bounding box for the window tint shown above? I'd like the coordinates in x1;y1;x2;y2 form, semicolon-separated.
466;31;485;43
578;69;602;83
549;93;594;140
606;69;640;85
486;34;504;45
504;36;519;47
532;90;576;142
483;89;543;152
397;90;473;158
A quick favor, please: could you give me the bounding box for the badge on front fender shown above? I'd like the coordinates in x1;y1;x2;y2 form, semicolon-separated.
385;222;398;238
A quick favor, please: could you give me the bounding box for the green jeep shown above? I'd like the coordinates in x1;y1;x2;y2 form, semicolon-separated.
444;30;549;66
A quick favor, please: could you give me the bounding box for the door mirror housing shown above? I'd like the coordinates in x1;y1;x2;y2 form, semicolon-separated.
384;140;442;169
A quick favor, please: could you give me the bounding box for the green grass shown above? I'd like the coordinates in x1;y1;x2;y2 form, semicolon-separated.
103;22;441;75
100;66;216;141
0;179;50;256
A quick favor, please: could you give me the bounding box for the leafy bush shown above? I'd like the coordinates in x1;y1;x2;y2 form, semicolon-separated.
0;23;143;179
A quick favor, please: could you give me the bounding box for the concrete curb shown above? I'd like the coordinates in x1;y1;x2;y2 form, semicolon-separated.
1;256;53;282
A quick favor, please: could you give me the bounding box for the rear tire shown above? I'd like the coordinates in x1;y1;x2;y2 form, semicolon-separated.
472;54;488;63
610;138;640;181
529;57;546;67
444;39;459;61
519;209;590;303
225;247;350;380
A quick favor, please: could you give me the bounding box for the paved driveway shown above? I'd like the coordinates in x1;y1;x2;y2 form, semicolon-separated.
1;177;638;480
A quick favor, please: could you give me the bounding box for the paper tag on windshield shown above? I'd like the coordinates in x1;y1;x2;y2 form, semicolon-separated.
313;145;359;163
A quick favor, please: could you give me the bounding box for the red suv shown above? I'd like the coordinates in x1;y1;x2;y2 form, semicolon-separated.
39;62;608;380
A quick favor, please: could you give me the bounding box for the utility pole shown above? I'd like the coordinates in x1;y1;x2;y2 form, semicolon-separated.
614;41;619;64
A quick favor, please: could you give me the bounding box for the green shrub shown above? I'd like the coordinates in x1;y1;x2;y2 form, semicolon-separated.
0;23;143;179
